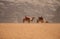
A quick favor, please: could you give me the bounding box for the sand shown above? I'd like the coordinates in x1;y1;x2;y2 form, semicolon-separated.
0;23;60;39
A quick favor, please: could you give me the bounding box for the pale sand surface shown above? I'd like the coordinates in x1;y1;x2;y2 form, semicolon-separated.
0;23;60;39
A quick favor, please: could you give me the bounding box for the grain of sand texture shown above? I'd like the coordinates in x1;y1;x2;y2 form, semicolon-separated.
0;23;60;39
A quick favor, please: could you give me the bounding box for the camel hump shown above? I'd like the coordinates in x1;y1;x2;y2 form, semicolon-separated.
25;16;30;18
24;16;32;20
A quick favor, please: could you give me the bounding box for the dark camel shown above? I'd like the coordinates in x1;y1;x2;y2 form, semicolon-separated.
37;16;44;23
23;16;35;23
37;16;49;23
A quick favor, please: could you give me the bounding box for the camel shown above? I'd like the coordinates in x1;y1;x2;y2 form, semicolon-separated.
37;16;44;23
23;16;35;23
37;16;49;23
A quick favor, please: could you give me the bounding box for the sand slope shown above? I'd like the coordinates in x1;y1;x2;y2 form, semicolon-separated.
0;23;60;39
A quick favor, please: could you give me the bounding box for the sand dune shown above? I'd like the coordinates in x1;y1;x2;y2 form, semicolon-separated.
0;23;60;39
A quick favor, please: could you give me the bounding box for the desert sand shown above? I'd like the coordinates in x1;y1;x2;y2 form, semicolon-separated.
0;23;60;39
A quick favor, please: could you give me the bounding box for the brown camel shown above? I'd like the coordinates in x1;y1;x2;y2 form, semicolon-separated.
37;16;49;23
23;16;35;23
37;16;44;23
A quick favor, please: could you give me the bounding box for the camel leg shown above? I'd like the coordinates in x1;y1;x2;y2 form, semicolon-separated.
37;20;39;23
23;19;25;23
45;21;49;23
28;20;30;23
